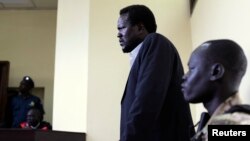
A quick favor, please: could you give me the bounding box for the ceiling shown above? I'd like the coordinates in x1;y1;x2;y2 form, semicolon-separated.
0;0;57;10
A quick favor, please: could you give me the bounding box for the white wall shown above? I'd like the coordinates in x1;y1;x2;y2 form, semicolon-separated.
53;0;89;132
87;0;192;141
0;10;57;123
191;0;250;123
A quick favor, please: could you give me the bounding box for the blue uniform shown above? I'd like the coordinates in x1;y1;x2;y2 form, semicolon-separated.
10;94;44;128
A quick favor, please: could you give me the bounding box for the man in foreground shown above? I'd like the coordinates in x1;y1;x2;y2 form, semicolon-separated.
182;39;250;141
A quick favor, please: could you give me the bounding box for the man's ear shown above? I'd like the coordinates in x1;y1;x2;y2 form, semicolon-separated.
210;63;225;81
137;22;145;31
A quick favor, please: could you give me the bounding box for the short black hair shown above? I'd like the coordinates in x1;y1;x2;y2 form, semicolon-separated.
120;5;157;33
204;39;247;78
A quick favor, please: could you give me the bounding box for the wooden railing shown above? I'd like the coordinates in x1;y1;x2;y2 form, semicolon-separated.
0;129;86;141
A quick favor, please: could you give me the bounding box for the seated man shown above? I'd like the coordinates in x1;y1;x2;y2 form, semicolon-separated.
20;107;52;130
181;39;250;141
6;76;44;128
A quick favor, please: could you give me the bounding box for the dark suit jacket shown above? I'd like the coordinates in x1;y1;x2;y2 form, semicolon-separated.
120;33;195;141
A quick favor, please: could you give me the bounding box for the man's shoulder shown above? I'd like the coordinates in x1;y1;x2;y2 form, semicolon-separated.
211;105;250;125
144;33;174;46
41;121;52;129
145;33;166;40
225;104;250;114
211;112;250;125
142;33;177;54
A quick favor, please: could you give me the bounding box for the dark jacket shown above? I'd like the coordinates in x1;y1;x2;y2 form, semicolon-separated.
120;33;195;141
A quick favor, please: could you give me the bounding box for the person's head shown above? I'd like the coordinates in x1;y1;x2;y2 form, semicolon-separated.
19;76;35;94
26;107;43;127
117;5;157;53
182;39;247;105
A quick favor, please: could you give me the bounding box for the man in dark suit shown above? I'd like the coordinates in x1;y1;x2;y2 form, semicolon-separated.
117;4;194;141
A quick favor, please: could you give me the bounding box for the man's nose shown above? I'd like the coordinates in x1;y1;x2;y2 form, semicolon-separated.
117;32;122;38
182;73;187;80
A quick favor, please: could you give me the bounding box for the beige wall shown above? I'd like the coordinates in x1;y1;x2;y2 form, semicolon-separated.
88;0;192;141
191;0;250;123
0;10;57;123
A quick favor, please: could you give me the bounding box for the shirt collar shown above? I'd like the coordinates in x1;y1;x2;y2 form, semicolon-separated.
129;42;143;67
30;122;41;129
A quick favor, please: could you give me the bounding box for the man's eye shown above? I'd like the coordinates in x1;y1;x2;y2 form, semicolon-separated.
188;68;194;73
118;26;125;30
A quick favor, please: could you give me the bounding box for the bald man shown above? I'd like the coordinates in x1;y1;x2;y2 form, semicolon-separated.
181;39;250;141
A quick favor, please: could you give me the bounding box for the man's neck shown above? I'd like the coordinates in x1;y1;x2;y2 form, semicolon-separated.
19;91;31;98
204;93;240;116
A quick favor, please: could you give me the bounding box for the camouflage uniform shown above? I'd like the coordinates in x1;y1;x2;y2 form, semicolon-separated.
192;94;250;141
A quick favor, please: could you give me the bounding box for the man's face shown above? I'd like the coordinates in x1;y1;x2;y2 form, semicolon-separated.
117;14;142;53
19;81;32;94
27;109;40;126
181;48;213;103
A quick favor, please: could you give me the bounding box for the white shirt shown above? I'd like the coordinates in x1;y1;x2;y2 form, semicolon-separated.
129;42;143;67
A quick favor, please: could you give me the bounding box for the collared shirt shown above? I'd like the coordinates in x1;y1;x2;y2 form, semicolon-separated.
20;121;52;130
129;42;143;67
192;94;250;141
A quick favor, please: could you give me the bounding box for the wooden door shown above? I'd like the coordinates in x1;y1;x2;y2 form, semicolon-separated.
0;61;10;127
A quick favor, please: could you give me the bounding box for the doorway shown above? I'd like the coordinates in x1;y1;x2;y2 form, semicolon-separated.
0;61;10;127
